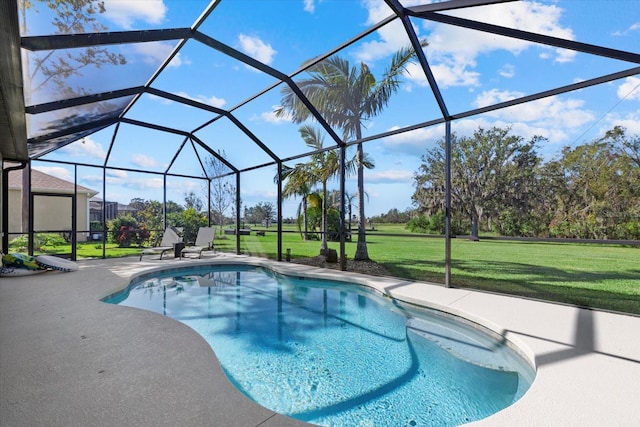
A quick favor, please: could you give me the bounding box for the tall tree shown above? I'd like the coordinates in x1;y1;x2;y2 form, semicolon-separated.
184;191;203;212
278;163;315;240
275;41;425;260
298;125;339;253
549;128;640;239
413;126;540;240
279;126;340;252
205;150;236;235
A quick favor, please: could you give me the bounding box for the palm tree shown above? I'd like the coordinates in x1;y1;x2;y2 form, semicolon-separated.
279;126;372;251
328;189;367;242
279;164;314;240
276;42;425;260
299;125;339;253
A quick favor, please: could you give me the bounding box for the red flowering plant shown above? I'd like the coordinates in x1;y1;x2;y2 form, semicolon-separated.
109;216;149;247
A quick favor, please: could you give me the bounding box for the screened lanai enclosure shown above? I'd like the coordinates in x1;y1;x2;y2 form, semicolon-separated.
1;0;639;313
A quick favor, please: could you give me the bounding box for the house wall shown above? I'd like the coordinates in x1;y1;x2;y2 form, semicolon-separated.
8;188;90;242
7;186;20;238
0;153;3;247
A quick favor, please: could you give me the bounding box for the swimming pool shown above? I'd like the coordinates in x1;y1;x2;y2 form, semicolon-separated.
104;264;535;426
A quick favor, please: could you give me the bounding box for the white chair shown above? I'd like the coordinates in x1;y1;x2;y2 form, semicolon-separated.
181;227;216;259
140;227;182;261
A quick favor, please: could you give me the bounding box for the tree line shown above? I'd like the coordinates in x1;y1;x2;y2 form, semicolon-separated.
411;125;640;240
104;194;282;248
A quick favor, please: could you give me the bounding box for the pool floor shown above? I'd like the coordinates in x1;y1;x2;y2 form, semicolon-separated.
107;266;533;426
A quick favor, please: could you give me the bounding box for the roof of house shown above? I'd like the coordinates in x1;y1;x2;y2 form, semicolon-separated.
7;168;98;196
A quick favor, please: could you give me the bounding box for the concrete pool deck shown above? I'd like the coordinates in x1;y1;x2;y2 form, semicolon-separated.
1;255;639;426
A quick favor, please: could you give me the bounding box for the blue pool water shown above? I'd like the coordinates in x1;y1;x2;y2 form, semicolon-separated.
104;265;535;426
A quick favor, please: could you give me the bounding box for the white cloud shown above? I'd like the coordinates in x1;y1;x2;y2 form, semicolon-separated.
353;1;428;63
147;93;173;105
438;2;575;57
107;169;128;179
133;42;188;68
409;59;480;89
379;101;593;158
425;3;576;68
175;91;226;109
259;106;292;124
59;136;106;160
238;34;277;65
102;0;167;29
131;154;158;168
103;170;161;191
124;177;164;190
241;187;277;199
467;89;594;146
303;0;315;13
366;169;414;184
499;64;515;78
167;180;200;193
473;89;594;130
78;174;108;192
617;76;640;101
602;110;640;136
355;20;416;64
32;166;73;182
381;124;447;155
362;1;576;90
612;22;640;36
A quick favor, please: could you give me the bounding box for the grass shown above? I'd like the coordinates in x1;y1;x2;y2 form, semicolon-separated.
20;224;639;315
213;224;640;315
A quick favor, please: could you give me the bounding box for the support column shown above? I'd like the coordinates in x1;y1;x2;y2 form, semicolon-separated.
445;120;452;288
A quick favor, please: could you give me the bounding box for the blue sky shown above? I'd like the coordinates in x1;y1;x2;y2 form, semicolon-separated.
26;0;640;219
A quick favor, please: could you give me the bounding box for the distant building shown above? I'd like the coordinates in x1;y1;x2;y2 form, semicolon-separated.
89;198;137;222
7;169;98;242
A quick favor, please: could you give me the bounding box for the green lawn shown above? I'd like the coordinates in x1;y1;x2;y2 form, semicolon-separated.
213;224;640;315
23;224;639;315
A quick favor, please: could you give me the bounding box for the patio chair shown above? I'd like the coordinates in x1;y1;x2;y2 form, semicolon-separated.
140;227;182;261
181;227;216;259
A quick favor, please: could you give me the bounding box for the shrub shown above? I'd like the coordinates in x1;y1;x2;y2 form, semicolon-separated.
108;215;150;247
178;208;208;244
8;234;29;252
38;233;67;248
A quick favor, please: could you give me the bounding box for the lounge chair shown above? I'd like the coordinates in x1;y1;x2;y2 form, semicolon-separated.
140;227;182;261
181;227;216;259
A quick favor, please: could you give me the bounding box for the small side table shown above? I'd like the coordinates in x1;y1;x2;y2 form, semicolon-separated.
173;242;185;258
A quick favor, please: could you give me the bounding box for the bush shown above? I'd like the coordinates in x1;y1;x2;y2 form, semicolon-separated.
407;215;430;233
326;208;341;241
407;214;444;234
178;208;208;244
8;234;29;252
407;211;466;235
108;215;150;247
38;233;67;248
8;233;67;251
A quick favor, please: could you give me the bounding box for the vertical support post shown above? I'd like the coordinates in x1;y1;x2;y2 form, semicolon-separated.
102;167;106;259
339;145;347;271
276;161;283;262
162;174;167;230
207;179;212;226
27;162;33;255
235;172;241;255
444;120;452;288
71;165;77;261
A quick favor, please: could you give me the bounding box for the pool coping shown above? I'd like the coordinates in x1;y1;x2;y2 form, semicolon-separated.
2;254;639;426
